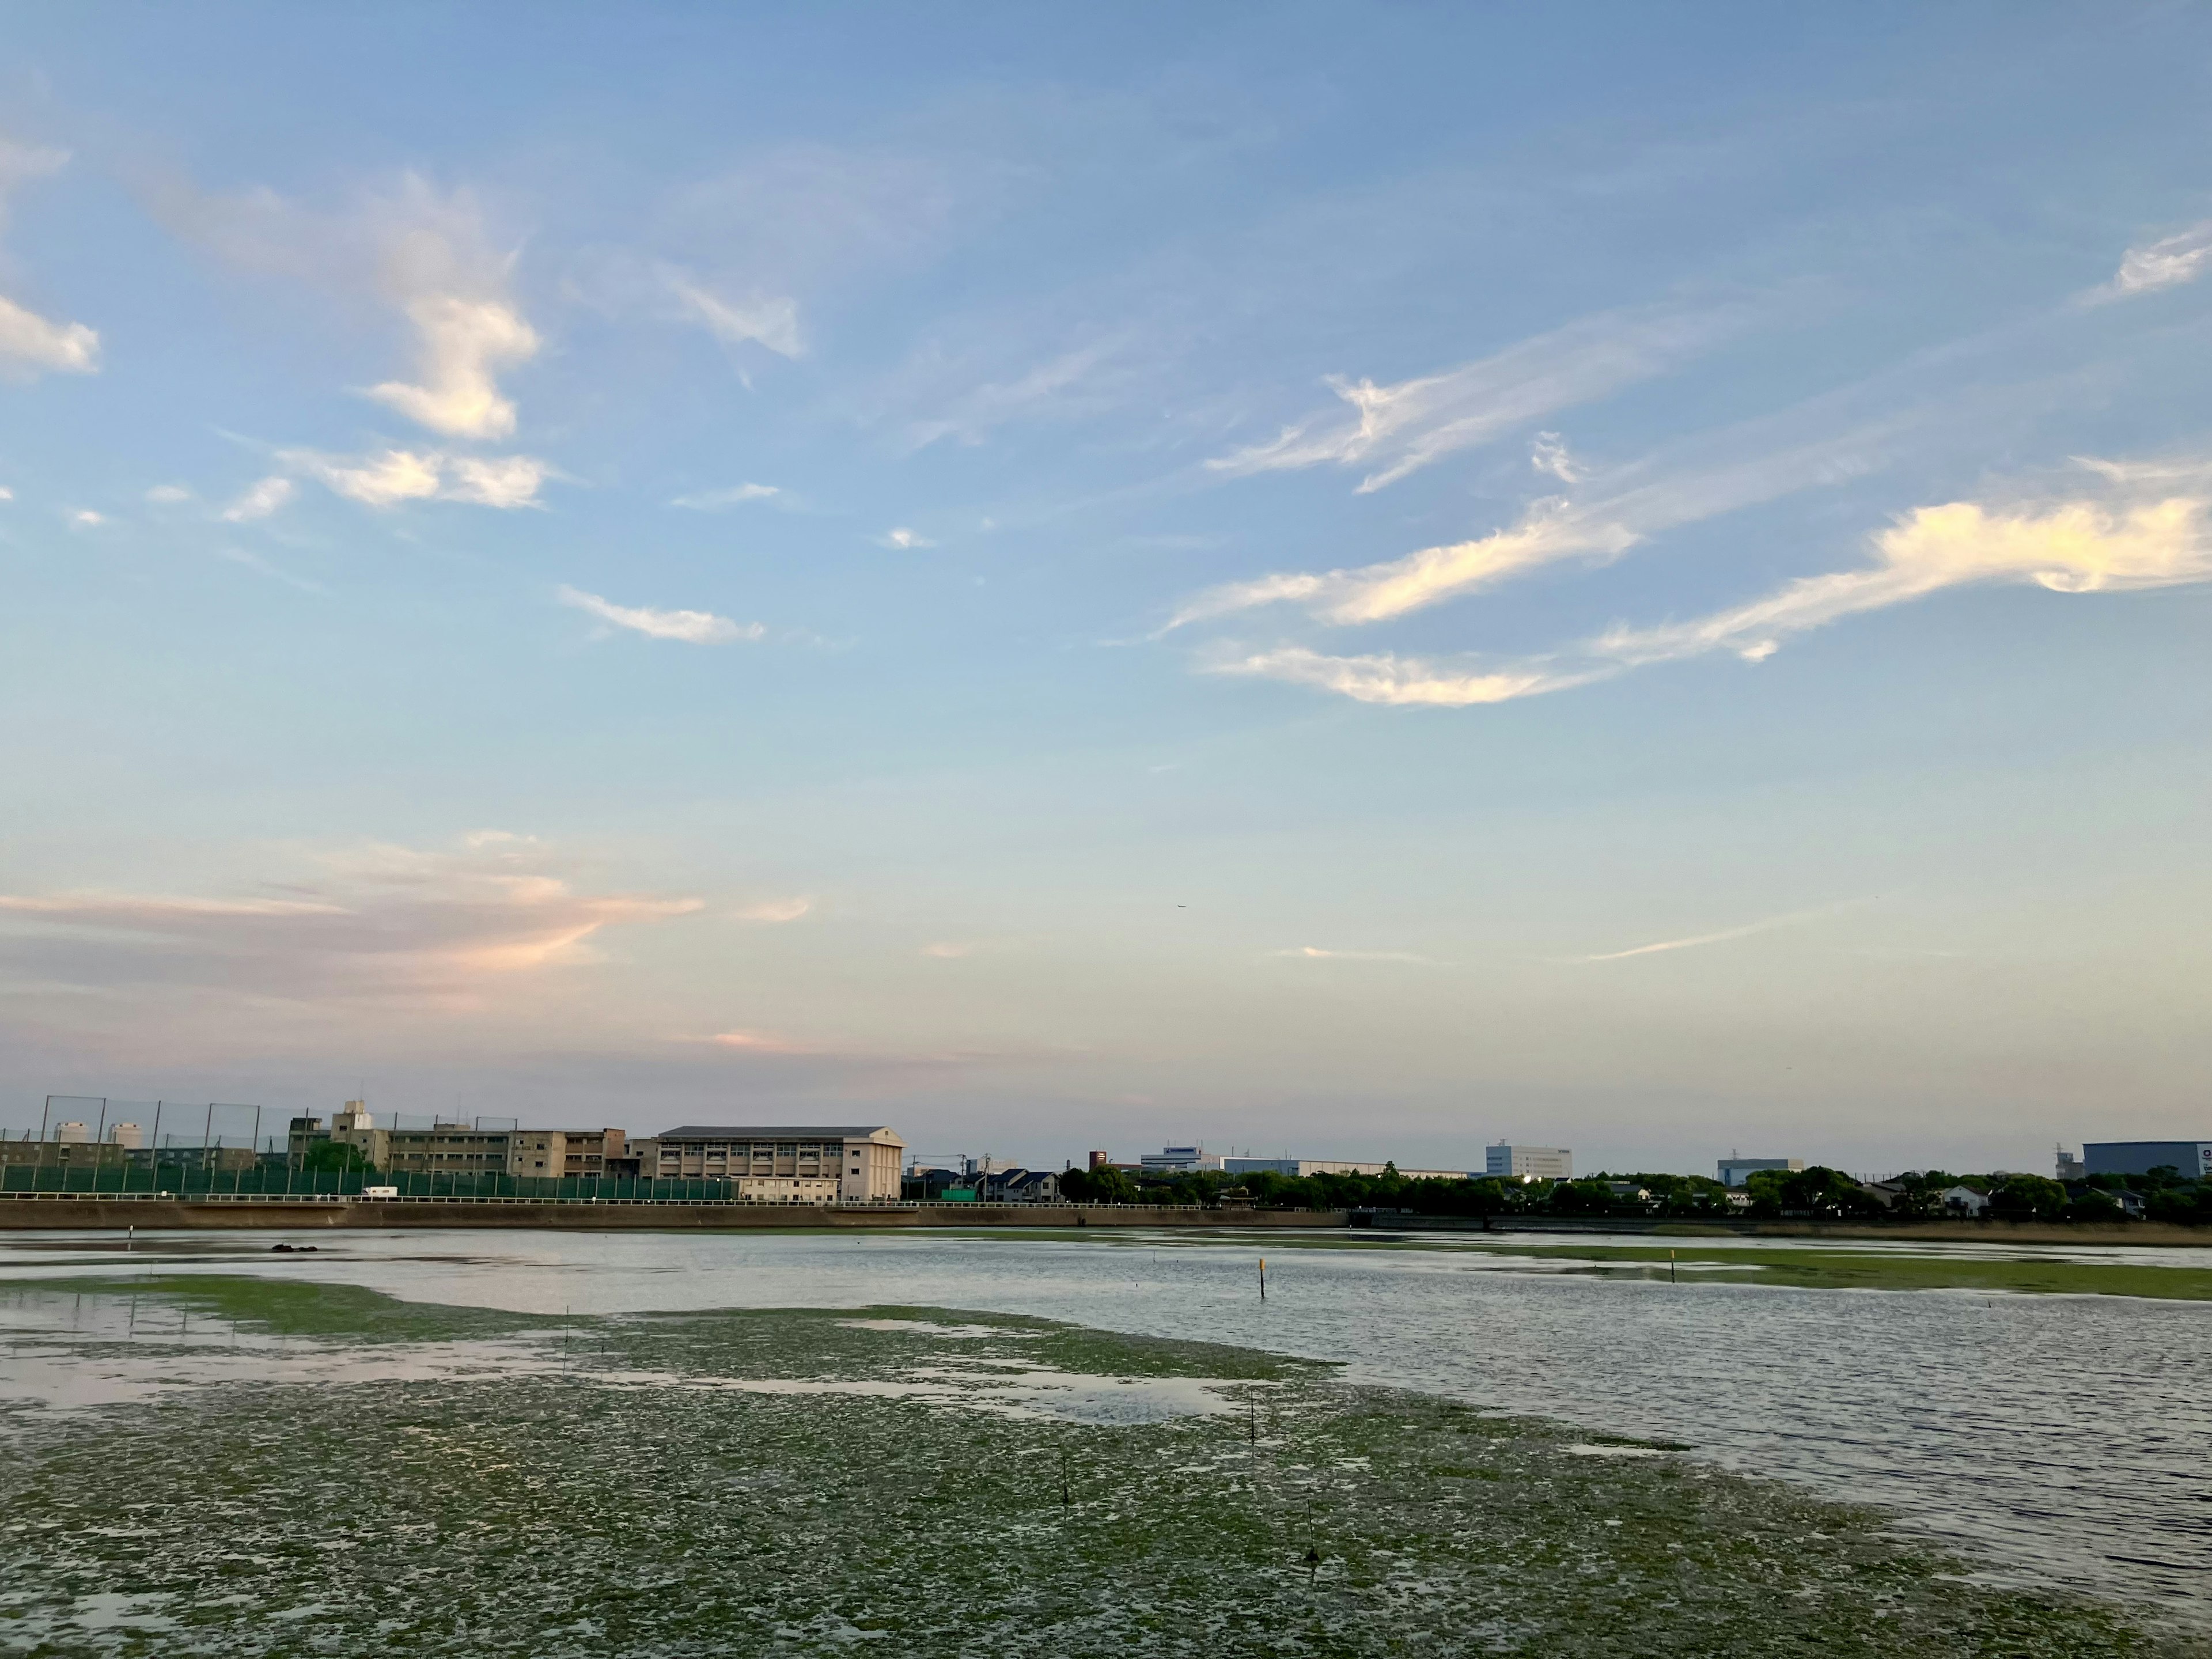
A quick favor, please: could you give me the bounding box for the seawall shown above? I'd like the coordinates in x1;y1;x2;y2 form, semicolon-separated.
0;1196;1348;1233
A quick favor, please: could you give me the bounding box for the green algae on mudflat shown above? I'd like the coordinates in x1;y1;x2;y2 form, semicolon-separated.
1018;1228;2212;1301
1421;1243;2212;1301
0;1280;2188;1657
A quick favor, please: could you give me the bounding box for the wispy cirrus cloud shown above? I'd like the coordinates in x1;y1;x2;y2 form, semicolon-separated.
1205;302;1744;494
0;138;98;378
1211;646;1594;707
671;482;779;510
558;584;762;644
1269;945;1446;964
730;897;812;923
1566;903;1855;963
220;475;293;522
1590;493;2212;671
2093;219;2212;301
669;276;803;358
1167;419;1899;632
1219;475;2212;708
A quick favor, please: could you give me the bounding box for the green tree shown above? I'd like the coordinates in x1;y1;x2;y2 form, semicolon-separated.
1988;1173;2069;1221
2062;1189;2122;1224
1060;1165;1139;1205
299;1141;371;1174
1745;1166;1878;1219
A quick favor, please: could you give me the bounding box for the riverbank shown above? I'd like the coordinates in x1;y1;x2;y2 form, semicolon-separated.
0;1275;2190;1657
0;1195;1346;1232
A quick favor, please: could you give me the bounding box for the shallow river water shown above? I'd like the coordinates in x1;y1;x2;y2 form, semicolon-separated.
2;1226;2207;1626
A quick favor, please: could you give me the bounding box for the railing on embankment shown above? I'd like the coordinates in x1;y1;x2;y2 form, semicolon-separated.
0;1194;1350;1232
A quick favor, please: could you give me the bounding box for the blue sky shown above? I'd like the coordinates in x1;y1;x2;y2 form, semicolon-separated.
3;4;2210;1174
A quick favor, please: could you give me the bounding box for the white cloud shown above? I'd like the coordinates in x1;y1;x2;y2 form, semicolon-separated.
1206;304;1740;493
0;139;97;379
1221;484;2212;711
145;170;536;437
670;278;803;358
1211;646;1593;706
879;527;935;550
1166;419;1902;632
145;484;192;504
2097;220;2212;300
283;447;548;510
220;475;294;522
671;483;779;510
443;453;549;508
1531;431;1582;483
920;941;972;958
0;294;99;376
1168;500;1633;630
0;486;14;501
1591;495;2212;669
68;509;104;528
730;897;812;923
368;294;539;438
557;584;762;644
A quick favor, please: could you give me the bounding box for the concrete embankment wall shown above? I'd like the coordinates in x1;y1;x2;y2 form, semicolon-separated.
0;1199;1347;1233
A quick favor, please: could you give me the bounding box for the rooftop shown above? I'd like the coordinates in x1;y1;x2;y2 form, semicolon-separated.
654;1125;904;1145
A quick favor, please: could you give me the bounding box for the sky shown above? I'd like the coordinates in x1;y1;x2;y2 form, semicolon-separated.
2;3;2210;1176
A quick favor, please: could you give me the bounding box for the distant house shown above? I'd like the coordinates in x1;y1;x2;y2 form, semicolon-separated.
1603;1181;1653;1204
1858;1180;1908;1210
1939;1185;1988;1217
978;1168;1060;1203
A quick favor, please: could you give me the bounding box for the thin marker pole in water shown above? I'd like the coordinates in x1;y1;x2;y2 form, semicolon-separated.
1259;1257;1266;1301
1670;1249;1677;1285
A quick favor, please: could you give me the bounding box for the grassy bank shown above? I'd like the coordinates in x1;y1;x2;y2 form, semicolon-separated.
0;1277;2193;1656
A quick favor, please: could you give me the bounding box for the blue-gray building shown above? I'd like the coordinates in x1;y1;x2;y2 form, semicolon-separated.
2081;1141;2212;1180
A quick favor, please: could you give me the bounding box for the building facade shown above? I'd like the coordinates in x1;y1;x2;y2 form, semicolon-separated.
1220;1156;1478;1180
2081;1141;2212;1180
1486;1143;1573;1181
637;1126;905;1202
287;1106;633;1180
1141;1146;1226;1173
1717;1156;1804;1188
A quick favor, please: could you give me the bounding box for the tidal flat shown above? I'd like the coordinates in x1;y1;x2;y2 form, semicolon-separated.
0;1276;2194;1657
1297;1234;2212;1301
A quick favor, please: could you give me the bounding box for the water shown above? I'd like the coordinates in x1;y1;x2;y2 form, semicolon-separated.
2;1226;2207;1624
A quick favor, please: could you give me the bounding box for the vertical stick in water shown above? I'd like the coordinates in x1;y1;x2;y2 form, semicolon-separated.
1259;1256;1267;1301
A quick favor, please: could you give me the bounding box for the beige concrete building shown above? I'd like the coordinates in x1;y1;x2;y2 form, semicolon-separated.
287;1105;632;1180
637;1126;904;1201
